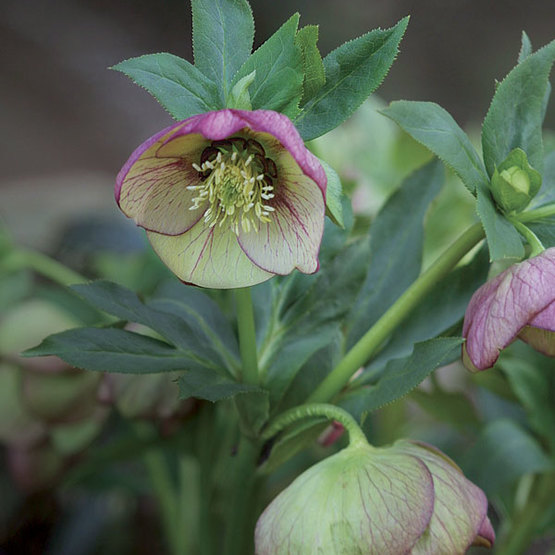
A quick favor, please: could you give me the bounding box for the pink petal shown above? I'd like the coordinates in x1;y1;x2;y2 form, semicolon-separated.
395;440;494;554
146;220;273;289
116;125;207;235
463;248;555;370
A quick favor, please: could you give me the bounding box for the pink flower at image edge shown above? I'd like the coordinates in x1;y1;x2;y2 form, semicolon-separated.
463;248;555;371
116;109;327;289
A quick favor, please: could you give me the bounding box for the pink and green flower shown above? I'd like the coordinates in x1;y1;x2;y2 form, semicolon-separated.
116;109;326;288
255;439;494;554
462;248;555;371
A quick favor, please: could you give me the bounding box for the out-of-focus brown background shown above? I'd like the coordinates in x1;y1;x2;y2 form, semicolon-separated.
1;0;554;248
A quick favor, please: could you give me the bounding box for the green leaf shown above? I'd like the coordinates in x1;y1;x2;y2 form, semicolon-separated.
231;14;303;118
499;344;555;446
381;101;489;194
533;149;555;207
191;0;254;99
227;70;256;110
364;246;490;376
529;217;555;248
261;237;370;405
481;39;555;177
149;281;240;372
24;328;212;374
320;158;344;228
295;25;325;105
294;17;409;141
464;419;554;495
71;281;218;361
518;31;533;63
476;184;525;260
346;159;444;348
178;368;262;402
410;389;481;432
339;337;465;421
112;53;222;120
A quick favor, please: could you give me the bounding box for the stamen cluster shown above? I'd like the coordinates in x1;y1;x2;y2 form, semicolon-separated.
188;138;278;234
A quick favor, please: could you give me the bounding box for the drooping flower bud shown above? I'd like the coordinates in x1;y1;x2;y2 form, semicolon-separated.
255;439;494;554
463;248;555;371
490;148;541;213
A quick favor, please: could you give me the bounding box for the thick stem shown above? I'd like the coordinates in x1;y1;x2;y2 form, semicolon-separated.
516;203;555;223
223;436;261;555
263;403;369;449
510;220;545;257
3;249;86;286
307;222;485;403
235;287;259;385
496;473;555;555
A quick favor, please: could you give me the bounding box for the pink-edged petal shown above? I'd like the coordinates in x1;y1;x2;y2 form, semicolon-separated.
146;220;273;289
238;152;325;275
463;248;555;370
255;445;434;555
117;127;207;235
528;299;555;331
473;516;495;548
394;440;494;554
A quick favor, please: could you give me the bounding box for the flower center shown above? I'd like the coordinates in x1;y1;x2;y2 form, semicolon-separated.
188;137;278;234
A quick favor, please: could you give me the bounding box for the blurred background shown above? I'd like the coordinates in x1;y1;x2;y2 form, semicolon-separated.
1;0;555;249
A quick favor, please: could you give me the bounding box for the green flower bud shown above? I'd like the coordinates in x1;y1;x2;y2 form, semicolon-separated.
490;148;541;213
255;440;494;554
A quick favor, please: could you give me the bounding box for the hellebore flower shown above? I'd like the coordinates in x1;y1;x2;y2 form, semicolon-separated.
255;439;494;554
463;248;555;371
116;109;326;288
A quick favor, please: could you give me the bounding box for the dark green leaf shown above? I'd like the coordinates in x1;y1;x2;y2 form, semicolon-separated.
364;247;490;375
191;0;254;99
340;337;464;421
320;158;344;228
481;39;555;177
231;14;303;118
533;149;555;207
71;281;217;360
464;419;554;495
381;101;488;194
346;159;444;348
149;281;240;373
295;25;325;105
499;344;555;446
178;368;262;402
410;389;481;432
25;328;211;374
112;53;222;120
529;217;555;248
261;237;370;406
295;17;409;141
476;185;525;260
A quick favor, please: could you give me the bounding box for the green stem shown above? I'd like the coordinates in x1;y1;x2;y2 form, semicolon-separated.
510;219;545;257
496;472;555;555
235;287;259;384
516;203;555;223
3;249;86;286
263;403;369;449
136;423;183;555
307;222;486;403
223;436;261;555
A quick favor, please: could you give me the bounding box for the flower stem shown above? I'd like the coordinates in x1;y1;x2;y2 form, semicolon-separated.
2;248;86;286
496;472;555;555
263;403;369;449
516;202;555;223
510;219;545;257
307;222;486;403
235;287;259;384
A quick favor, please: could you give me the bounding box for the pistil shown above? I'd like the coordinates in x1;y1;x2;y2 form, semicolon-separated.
188;138;277;235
